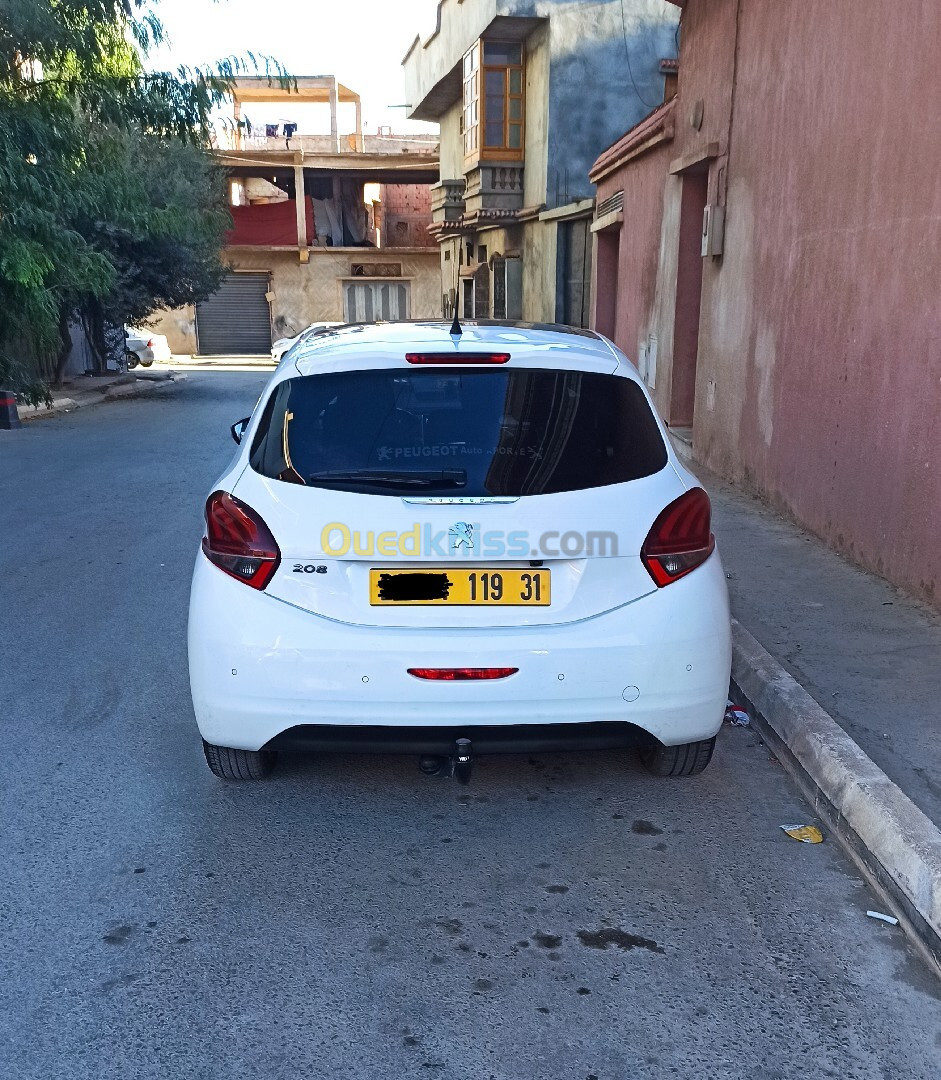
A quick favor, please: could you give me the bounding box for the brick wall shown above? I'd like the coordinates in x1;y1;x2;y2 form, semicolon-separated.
380;184;435;248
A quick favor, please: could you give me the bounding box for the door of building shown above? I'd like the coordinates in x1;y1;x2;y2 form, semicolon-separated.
195;272;272;356
556;217;592;328
669;172;708;427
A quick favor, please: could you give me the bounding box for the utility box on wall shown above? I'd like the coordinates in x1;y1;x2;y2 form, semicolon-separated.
701;204;725;257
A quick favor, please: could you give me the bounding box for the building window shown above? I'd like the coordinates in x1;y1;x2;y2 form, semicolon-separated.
462;46;479;157
463;40;523;160
343;280;410;322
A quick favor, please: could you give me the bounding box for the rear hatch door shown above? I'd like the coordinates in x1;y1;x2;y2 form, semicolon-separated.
234;361;683;628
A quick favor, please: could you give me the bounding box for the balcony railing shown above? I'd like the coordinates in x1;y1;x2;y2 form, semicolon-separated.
430;179;466;223
214;132;438;156
463;163;524;215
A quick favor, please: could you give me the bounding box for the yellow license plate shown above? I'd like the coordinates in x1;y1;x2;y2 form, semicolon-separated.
370;568;550;606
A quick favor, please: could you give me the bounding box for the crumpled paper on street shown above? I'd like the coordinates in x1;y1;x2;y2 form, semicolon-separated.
780;824;824;844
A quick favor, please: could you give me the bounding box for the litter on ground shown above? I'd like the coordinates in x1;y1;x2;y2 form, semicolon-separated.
725;700;750;727
780;824;824;844
866;910;899;926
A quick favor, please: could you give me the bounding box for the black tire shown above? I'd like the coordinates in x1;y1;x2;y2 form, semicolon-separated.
126;351;139;370
640;735;716;777
140;356;154;367
202;739;277;780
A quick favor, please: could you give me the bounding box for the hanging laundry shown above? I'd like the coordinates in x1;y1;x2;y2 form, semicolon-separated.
312;199;332;243
338;178;367;244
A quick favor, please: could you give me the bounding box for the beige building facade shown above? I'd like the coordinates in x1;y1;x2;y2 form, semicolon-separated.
402;0;678;327
153;77;440;355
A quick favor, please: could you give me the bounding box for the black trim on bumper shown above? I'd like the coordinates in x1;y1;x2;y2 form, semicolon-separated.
263;722;647;756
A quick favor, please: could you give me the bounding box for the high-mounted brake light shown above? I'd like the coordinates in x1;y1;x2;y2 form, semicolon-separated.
405;353;510;365
641;488;715;587
408;667;519;681
202;491;281;590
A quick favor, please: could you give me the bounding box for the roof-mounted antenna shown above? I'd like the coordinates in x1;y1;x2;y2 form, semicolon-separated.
449;311;462;337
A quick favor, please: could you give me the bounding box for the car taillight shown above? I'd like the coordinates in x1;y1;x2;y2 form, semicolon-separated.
408;668;518;680
146;338;154;348
201;491;280;590
405;353;510;364
641;488;715;587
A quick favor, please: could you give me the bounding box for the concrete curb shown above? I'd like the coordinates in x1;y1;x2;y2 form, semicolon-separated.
668;430;695;464
19;372;184;421
731;618;941;974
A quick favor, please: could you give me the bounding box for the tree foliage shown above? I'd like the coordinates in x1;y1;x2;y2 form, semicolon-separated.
0;0;274;402
55;124;232;377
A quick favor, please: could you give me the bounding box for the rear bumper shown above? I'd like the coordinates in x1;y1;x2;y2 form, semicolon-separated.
188;554;732;752
266;721;648;755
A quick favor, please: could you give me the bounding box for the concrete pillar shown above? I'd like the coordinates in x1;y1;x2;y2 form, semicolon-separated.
354;97;363;152
329;78;340;153
294;154;308;251
233;98;241;149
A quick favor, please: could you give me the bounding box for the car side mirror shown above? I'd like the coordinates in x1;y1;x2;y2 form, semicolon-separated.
231;417;250;444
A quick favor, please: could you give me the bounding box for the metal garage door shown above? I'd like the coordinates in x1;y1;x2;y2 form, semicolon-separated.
195;272;271;355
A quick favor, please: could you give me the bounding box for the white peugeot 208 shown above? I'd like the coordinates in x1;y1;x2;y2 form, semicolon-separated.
188;321;731;782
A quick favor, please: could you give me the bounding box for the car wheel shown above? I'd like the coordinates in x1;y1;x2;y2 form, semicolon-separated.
201;739;277;780
640;735;716;777
140;356;154;367
126;351;139;369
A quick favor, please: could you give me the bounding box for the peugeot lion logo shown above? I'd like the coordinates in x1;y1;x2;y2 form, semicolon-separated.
449;522;474;550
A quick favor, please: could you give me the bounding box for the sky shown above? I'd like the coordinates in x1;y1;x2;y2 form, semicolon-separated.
145;0;443;134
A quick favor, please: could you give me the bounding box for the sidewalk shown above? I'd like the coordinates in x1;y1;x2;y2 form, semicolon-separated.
688;457;941;965
695;461;941;826
16;369;181;421
161;355;275;369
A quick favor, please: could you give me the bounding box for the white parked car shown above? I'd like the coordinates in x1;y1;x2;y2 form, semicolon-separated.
125;327;171;368
188;321;731;782
271;322;341;364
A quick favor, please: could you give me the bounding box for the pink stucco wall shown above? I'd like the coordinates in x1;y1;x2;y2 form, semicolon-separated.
614;152;673;366
590;104;676;372
614;0;941;606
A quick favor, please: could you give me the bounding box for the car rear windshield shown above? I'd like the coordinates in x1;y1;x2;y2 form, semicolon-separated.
249;368;667;496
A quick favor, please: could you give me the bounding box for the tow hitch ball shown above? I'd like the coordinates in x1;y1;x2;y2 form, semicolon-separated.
418;738;474;783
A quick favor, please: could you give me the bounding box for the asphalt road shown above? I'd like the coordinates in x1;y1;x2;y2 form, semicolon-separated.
2;372;939;1080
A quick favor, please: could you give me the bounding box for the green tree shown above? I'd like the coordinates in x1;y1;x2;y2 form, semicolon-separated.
57;125;231;379
0;1;269;402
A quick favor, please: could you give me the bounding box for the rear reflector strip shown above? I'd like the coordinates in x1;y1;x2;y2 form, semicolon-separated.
405;353;510;365
408;667;519;681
